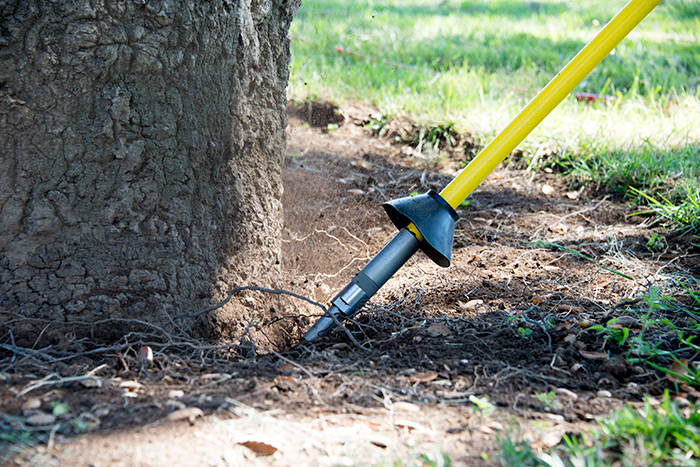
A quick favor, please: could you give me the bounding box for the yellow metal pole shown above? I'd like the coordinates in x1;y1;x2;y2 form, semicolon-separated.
440;0;662;209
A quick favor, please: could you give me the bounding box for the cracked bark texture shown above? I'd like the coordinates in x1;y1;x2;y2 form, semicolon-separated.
0;0;300;343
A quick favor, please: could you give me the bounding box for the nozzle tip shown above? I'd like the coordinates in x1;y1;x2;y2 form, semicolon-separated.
302;306;342;342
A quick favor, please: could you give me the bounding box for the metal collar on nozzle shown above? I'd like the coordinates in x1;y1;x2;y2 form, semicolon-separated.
382;190;458;267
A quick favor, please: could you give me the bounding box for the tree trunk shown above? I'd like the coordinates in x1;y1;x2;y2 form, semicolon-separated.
0;0;299;345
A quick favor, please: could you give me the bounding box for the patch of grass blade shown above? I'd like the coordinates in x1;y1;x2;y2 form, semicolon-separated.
629;184;700;234
541;142;700;233
498;433;546;466
500;393;700;466
588;285;700;386
529;241;634;281
562;393;700;466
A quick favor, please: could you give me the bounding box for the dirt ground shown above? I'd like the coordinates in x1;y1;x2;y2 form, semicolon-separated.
1;100;698;466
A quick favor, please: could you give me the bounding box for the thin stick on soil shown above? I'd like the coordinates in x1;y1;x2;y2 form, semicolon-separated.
181;285;370;350
17;364;109;397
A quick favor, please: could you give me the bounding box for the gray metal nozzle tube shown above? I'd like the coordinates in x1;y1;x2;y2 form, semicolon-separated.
303;228;420;341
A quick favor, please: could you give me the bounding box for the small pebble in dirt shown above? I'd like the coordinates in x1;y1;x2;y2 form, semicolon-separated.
26;413;57;426
555;388;578;401
601;358;629;379
596;390;612;398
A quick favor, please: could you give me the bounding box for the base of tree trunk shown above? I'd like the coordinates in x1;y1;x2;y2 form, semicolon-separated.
0;1;300;346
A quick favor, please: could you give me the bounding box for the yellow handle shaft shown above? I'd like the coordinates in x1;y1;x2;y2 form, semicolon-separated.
440;0;662;209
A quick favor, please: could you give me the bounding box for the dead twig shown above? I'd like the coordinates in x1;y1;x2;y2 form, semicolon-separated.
0;343;54;363
264;347;317;379
17;364;109;397
182;284;371;350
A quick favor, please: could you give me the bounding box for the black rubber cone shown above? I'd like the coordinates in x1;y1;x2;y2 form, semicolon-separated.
382;190;458;267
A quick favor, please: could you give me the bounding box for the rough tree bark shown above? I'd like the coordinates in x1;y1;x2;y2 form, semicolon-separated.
0;0;300;344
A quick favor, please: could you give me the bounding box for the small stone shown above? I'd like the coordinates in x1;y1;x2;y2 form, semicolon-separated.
555;388;578;401
26;413;57;426
22;398;41;414
596;390;612;398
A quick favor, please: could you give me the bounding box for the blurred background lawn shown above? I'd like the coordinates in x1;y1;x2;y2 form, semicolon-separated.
289;0;700;231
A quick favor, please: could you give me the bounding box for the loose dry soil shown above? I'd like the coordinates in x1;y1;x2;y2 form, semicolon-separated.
1;100;698;466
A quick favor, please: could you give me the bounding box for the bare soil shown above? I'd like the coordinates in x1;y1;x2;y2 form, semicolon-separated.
1;100;698;466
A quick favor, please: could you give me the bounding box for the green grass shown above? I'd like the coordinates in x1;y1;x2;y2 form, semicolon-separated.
290;0;700;232
563;392;700;466
542;141;700;233
499;393;700;466
290;0;699;132
580;282;699;386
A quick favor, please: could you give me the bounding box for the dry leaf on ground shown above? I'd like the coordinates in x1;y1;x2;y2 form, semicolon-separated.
80;377;102;388
274;375;297;383
540;429;564;447
550;224;567;234
478;421;503;434
408;372;438;384
367;422;384;431
459;299;484;310
238;440;278;456
393;401;421;412
556;304;583;313
137;346;154;367
579;350;609;361
119;380;144;391
609;316;638;329
394;420;431;434
666;359;690;383
427;323;451;337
